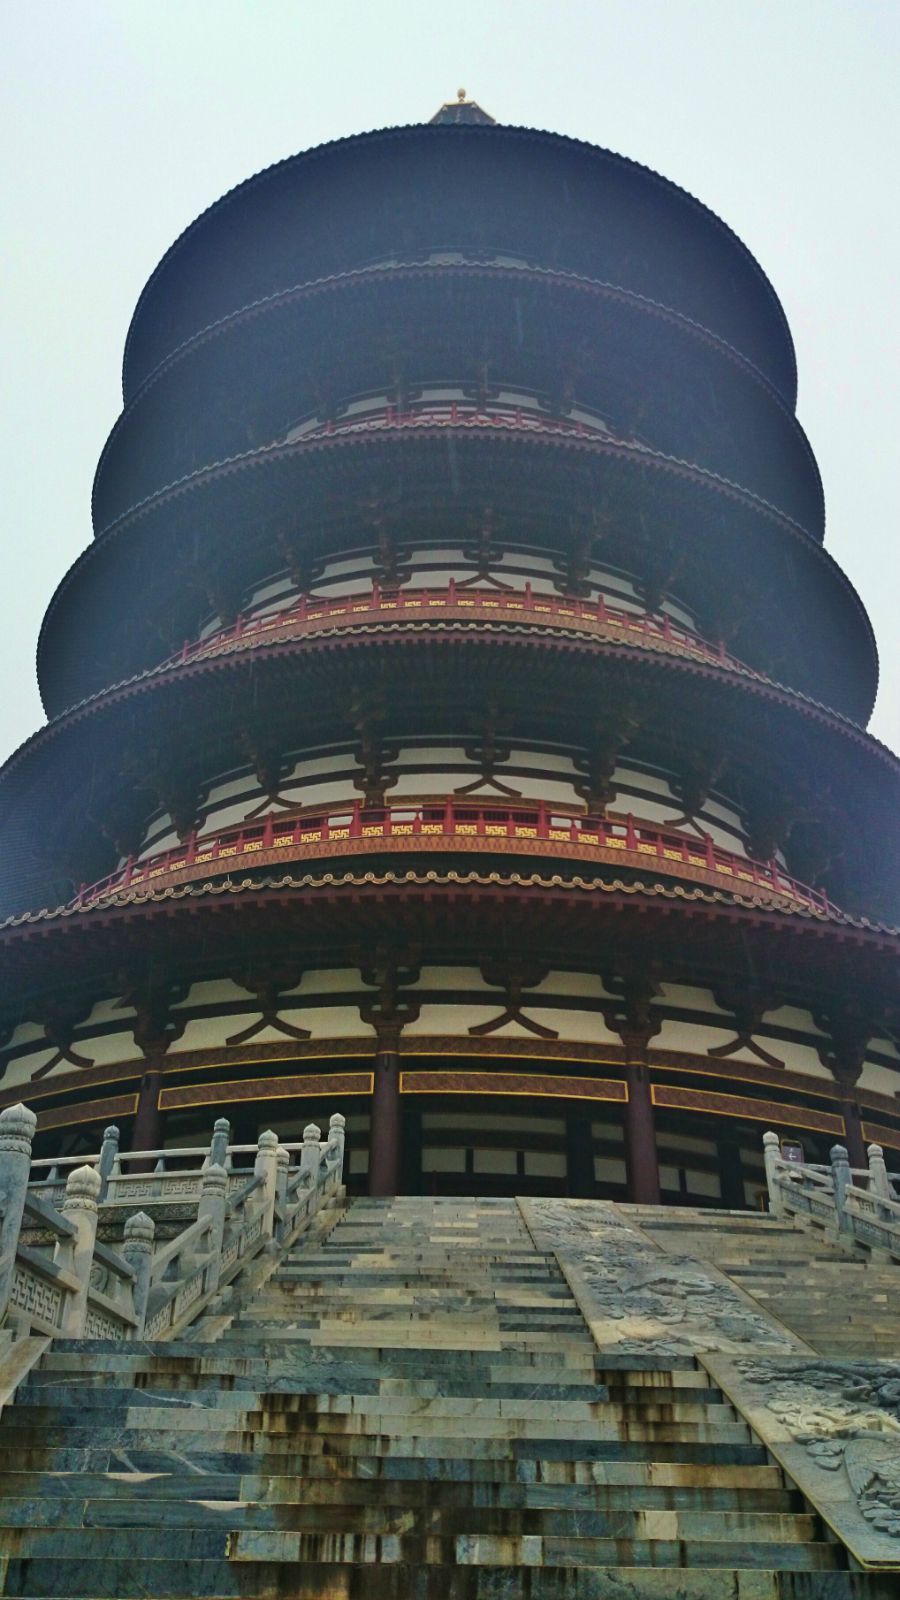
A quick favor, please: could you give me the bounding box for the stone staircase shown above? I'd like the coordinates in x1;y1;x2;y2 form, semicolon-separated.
634;1206;899;1356
0;1196;895;1597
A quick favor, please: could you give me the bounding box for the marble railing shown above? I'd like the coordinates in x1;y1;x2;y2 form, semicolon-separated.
763;1131;900;1259
0;1104;346;1342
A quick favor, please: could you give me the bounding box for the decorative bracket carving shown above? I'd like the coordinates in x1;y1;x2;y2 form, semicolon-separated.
227;967;310;1045
29;1000;93;1080
709;986;784;1070
469;963;558;1039
116;977;187;1061
349;688;399;808
359;944;421;1047
459;505;512;591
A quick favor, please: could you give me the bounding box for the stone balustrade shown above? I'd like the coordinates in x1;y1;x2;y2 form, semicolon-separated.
0;1103;346;1342
763;1130;900;1259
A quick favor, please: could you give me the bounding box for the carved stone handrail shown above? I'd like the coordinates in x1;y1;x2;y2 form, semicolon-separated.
763;1131;900;1260
2;1103;346;1342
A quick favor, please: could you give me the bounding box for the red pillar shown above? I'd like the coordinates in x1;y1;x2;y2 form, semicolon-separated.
623;1045;661;1204
368;1038;402;1196
838;1088;867;1172
131;1061;164;1168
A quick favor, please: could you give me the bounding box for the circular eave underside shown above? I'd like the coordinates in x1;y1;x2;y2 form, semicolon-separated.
94;263;822;539
6;630;899;923
121;123;798;407
0;874;896;1019
38;429;878;724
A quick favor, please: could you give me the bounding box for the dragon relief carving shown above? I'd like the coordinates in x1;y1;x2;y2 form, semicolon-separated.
522;1199;795;1357
735;1361;900;1537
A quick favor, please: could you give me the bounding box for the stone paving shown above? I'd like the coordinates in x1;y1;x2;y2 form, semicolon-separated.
0;1196;896;1596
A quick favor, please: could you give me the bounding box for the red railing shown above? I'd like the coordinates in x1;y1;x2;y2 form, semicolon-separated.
287;394;620;446
164;582;751;678
73;799;833;917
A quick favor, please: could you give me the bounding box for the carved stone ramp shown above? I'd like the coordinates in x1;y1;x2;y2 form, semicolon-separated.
0;1196;895;1595
519;1198;900;1577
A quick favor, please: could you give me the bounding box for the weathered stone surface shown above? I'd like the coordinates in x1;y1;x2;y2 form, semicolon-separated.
0;1197;896;1594
520;1199;803;1358
705;1354;900;1570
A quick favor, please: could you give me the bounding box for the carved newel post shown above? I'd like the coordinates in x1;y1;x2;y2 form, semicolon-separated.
0;1102;38;1322
254;1130;280;1237
300;1123;322;1188
327;1113;346;1181
197;1161;228;1291
762;1130;784;1216
122;1210;155;1332
208;1117;231;1169
275;1145;290;1208
867;1143;892;1200
97;1125;120;1201
829;1144;852;1239
57;1164;102;1336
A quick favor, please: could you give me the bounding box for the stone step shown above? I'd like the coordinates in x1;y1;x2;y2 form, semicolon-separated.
21;1376;620;1402
0;1524;843;1569
0;1435;775;1472
0;1471;800;1509
0;1452;786;1488
0;1497;821;1542
3;1564;895;1600
0;1414;757;1445
227;1528;844;1569
5;1195;885;1597
22;1372;723;1404
13;1389;741;1424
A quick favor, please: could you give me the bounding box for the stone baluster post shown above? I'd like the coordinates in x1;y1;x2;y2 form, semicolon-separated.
57;1165;102;1336
275;1145;290;1209
327;1113;346;1183
196;1162;228;1291
829;1144;852;1239
98;1125;120;1202
274;1146;290;1240
122;1211;155;1334
763;1130;784;1217
300;1123;323;1190
0;1103;38;1324
254;1130;280;1237
208;1117;231;1170
867;1144;892;1200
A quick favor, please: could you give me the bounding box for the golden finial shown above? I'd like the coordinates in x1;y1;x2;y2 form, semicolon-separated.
457;88;467;103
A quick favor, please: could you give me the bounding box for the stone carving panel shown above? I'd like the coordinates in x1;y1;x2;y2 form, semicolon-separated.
519;1198;799;1357
705;1354;900;1568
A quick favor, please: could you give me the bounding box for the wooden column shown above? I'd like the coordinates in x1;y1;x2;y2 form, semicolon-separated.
368;1022;403;1197
716;1131;746;1209
565;1109;595;1198
132;1063;164;1153
124;980;185;1163
836;1081;867;1173
360;947;421;1198
603;975;662;1205
816;1009;872;1175
622;1042;661;1205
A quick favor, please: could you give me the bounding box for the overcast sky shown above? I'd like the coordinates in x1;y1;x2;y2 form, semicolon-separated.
2;0;897;759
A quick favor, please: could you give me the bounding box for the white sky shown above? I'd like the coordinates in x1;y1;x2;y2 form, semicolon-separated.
2;0;897;758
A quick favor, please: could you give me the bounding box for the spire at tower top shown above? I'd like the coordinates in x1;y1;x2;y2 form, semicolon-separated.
429;89;496;126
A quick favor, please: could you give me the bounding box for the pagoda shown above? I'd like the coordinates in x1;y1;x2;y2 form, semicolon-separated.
0;93;897;1204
